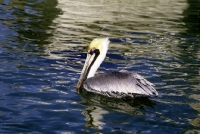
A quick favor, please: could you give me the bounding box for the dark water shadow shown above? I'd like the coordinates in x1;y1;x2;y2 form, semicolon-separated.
178;0;200;94
182;0;200;35
12;0;61;50
78;89;158;130
79;89;157;114
180;0;200;56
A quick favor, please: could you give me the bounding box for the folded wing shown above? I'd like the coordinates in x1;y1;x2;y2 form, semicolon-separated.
83;71;158;98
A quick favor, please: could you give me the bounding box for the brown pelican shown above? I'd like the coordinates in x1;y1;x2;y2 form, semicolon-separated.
76;38;158;98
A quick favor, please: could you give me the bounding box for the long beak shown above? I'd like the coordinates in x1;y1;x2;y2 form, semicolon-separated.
76;53;96;91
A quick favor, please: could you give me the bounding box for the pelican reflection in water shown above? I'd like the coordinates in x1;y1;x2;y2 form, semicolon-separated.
76;38;158;98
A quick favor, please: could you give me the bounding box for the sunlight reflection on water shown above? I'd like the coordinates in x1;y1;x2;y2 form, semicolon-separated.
0;0;200;133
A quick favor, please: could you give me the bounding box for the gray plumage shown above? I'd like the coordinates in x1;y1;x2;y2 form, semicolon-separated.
83;70;158;98
76;38;158;98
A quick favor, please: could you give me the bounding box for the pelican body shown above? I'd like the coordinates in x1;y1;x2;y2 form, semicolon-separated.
76;38;158;98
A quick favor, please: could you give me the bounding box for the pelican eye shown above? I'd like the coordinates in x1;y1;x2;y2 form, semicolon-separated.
89;48;99;55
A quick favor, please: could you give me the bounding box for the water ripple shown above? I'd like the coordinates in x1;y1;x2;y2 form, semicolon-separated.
0;0;200;133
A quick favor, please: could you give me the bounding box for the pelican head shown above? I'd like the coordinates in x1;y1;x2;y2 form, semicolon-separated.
76;38;110;90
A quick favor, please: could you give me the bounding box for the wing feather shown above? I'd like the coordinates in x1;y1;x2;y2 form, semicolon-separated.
83;71;158;98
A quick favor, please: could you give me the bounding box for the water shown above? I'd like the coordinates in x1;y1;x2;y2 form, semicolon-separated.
0;0;200;133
